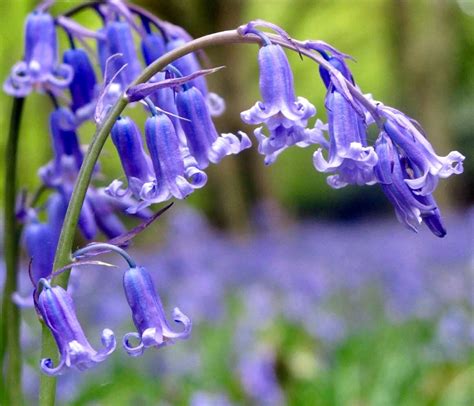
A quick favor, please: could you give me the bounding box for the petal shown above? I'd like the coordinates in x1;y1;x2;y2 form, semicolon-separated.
123;332;144;357
162;307;192;340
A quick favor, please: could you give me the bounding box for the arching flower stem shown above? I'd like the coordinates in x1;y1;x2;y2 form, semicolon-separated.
40;27;379;406
73;243;137;268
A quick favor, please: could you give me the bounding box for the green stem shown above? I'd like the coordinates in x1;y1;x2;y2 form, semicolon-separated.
1;97;25;406
38;27;375;405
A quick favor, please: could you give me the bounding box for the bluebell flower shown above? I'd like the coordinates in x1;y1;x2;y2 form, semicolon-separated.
36;279;116;375
107;116;154;199
46;192;68;243
241;44;317;164
4;10;73;97
137;113;207;208
101;21;142;89
24;220;55;284
141;33;166;65
313;55;378;188
176;86;251;169
374;132;446;236
63;48;97;120
378;105;464;196
122;266;191;356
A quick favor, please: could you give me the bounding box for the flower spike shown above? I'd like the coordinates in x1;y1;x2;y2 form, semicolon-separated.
36;279;116;375
122;266;191;356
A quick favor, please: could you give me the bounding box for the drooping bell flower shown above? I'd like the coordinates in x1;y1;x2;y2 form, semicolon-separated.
46;192;68;243
63;48;97;118
39;108;84;189
103;21;142;88
374;132;446;237
313;55;377;188
36;279;116;375
4;10;73;96
138;113;207;207
122;266;191;356
23;220;55;284
107;116;153;199
378;105;464;196
141;33;166;64
176;85;251;169
241;43;317;164
313;91;378;188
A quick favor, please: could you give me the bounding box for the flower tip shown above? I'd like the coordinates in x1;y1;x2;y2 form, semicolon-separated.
101;328;117;355
123;332;144;357
172;307;192;339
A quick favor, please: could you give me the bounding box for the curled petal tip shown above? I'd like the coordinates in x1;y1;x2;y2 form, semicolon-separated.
123;332;144;357
40;357;66;376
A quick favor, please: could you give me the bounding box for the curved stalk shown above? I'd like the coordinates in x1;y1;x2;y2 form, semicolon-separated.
1;97;25;406
39;28;379;405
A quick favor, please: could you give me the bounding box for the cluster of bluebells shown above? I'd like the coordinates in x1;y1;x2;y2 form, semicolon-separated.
33;245;190;375
3;0;466;378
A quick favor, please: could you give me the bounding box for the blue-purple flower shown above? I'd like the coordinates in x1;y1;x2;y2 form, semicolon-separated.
107;116;154;199
177;86;251;169
63;48;97;120
241;43;317;164
378;105;464;196
23;220;55;284
140;113;207;206
313;56;377;188
101;20;142;89
4;10;73;97
374;132;446;236
36;279;116;375
122;266;191;356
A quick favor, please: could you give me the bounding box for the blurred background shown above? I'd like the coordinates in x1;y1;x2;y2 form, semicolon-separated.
0;0;473;405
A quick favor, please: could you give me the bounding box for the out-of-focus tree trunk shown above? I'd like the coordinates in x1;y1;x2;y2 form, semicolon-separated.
388;0;459;208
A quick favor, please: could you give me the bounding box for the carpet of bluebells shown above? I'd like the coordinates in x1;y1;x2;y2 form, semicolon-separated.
11;204;473;405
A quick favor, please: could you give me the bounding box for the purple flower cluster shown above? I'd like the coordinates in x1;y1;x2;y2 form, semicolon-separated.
237;23;465;236
31;249;191;375
4;0;467;390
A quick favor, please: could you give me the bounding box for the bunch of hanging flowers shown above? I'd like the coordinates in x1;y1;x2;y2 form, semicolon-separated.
1;1;464;404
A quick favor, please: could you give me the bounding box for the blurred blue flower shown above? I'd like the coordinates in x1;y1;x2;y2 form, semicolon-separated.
4;10;73;97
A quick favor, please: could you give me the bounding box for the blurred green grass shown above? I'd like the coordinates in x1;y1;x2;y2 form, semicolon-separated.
55;318;473;405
